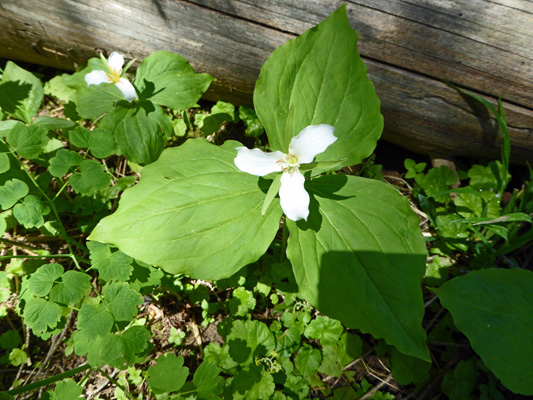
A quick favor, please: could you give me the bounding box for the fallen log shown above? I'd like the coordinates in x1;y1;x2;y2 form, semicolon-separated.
1;0;532;162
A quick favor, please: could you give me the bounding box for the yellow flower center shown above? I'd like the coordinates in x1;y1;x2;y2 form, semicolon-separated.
277;153;300;174
106;67;122;84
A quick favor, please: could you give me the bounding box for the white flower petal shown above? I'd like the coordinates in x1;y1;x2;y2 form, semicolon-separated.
289;124;337;164
234;147;284;176
279;171;310;221
107;52;125;71
116;78;138;102
84;70;111;86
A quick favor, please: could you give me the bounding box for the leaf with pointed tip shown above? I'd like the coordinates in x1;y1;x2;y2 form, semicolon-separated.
254;5;382;167
287;175;429;361
89;139;283;280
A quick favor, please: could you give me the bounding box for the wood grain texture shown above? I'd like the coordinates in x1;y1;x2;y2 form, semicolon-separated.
0;0;532;162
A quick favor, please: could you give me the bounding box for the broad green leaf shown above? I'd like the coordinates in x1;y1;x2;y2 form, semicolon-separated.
227;320;275;366
415;166;457;203
99;101;170;165
24;297;62;334
0;179;29;210
338;332;363;365
32;116;75;130
27;263;64;297
102;282;142;321
0;61;43;123
6;124;49;159
441;359;478;400
389;346;431;385
318;345;344;377
0;330;21;351
49;379;83;400
77;303;114;336
88;241;133;282
13;195;49;228
433;268;533;395
135;51;214;110
69;127;116;158
147;353;189;394
192;361;224;400
49;149;83;177
0;153;9;173
254;5;382;167
49;271;91;305
287;175;429;361
0;120;23;137
454;192;500;219
69;159;111;196
294;346;322;377
89;139;283;280
76;84;125;120
303;316;343;345
44;74;78;103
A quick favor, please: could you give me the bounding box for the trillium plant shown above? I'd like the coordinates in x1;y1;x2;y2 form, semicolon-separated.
90;6;430;362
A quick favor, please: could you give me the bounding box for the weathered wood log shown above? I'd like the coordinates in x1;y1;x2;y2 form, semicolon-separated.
1;0;532;163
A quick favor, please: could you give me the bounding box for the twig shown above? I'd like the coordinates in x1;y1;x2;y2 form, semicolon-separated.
359;374;394;400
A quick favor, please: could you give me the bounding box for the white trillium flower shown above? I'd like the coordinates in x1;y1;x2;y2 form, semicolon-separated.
234;124;337;221
84;52;137;102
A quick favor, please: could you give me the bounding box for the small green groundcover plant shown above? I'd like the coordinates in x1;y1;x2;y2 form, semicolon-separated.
0;4;532;399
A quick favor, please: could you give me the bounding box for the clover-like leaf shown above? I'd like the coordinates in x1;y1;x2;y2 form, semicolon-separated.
49;149;83;177
69;159;111;196
102;282;142;321
295;346;322;377
48;379;83;400
0;153;9;174
13;195;49;228
49;271;92;305
27;263;64;297
0;179;29;210
88;241;133;282
147;353;189;394
303;316;343;345
69;126;116;159
6;124;49;159
24;297;62;334
192;361;224;400
77;303;114;337
227;320;275;366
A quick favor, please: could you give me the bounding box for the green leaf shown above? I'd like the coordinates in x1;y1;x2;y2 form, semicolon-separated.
13;195;49;228
32;116;75;130
24;297;62;334
261;174;281;216
0;330;21;351
49;150;83;177
102;282;142;321
147;353;189;394
27;263;64;297
294;346;322;377
88;241;133;282
89;139;283;280
318;345;344;377
227;320;276;366
433;268;533;395
135;51;214;110
0;120;23;138
229;287;256;317
287;175;429;361
441;359;478;400
254;5;382;167
6;124;49;159
232;366;275;400
0;152;10;173
49;271;91;305
76;84;125;120
415;166;457;203
192;361;224;400
49;379;83;400
77;303;114;337
239;105;264;138
389;346;431;385
99;101;170;165
69;160;111;196
8;348;28;367
195;101;235;135
0;179;29;210
69;127;116;158
0;61;43;123
303;316;343;345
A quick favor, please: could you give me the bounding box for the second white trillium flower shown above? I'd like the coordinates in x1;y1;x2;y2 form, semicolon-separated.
84;52;137;102
234;124;337;221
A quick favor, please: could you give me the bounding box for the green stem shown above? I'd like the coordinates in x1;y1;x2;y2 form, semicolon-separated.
280;217;288;263
0;254;74;261
7;364;91;395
